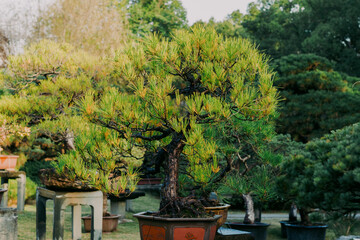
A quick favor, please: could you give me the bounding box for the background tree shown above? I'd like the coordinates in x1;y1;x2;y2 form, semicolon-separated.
34;0;128;56
243;0;360;77
300;0;360;76
127;0;187;38
79;27;278;217
193;10;248;39
243;0;306;59
0;30;9;68
272;54;360;142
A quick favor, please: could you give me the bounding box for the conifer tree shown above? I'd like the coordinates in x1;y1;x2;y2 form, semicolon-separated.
273;54;360;142
80;27;279;217
0;40;140;202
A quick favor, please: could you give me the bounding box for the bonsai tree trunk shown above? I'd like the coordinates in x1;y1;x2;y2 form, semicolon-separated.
289;202;297;222
255;207;262;223
299;207;311;226
159;135;185;217
242;193;255;224
103;194;109;216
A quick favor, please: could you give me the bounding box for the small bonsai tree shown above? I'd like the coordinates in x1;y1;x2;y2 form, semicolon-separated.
79;26;279;217
216;119;281;224
277;123;360;227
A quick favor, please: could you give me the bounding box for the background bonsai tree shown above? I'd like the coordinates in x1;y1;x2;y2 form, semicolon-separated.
219;165;278;224
79;26;279;217
215;118;281;224
272;54;360;142
0;40;141;211
277;122;360;229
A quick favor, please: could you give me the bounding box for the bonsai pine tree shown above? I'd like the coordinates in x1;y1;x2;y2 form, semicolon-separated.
272;53;360;142
277;123;360;226
216;118;281;224
79;27;279;217
0;40;140;212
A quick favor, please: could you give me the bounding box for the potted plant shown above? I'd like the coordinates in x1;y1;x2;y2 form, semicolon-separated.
279;123;360;240
276;139;327;240
0;120;30;171
219;165;277;240
79;26;278;240
48;125;141;232
0;39;141;233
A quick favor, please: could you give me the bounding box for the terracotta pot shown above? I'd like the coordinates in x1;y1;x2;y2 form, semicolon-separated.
204;204;231;230
134;212;221;240
285;223;327;240
227;222;270;240
0;155;18;171
82;214;120;232
0;189;7;203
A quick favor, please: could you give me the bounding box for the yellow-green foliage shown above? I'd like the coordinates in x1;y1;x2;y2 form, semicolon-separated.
54;125;142;195
80;27;278;187
0;39;141;196
0;39;114;132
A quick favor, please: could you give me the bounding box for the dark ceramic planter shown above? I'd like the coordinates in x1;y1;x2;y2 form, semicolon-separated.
134;212;221;240
227;222;270;240
82;214;120;232
204;204;231;230
279;221;300;238
285;223;327;240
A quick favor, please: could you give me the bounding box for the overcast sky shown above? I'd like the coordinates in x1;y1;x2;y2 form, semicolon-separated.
181;0;254;25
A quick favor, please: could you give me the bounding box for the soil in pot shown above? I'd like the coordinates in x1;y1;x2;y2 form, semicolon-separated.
134;211;221;240
82;214;120;232
227;222;270;240
285;223;327;240
204;204;231;230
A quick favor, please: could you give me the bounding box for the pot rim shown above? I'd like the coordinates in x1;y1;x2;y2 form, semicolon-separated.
133;211;221;222
279;220;300;224
204;203;231;210
226;222;270;227
0;155;19;158
285;223;328;228
0;189;7;193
